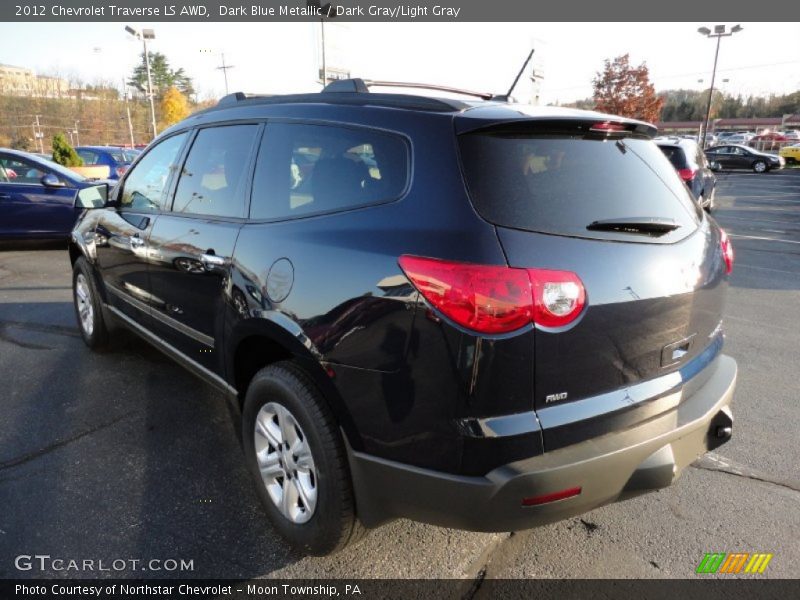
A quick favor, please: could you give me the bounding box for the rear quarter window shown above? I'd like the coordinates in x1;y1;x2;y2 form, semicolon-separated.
249;123;409;220
458;133;701;242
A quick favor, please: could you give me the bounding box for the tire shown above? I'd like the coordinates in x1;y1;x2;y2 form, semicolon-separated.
752;160;767;173
72;256;111;350
703;188;715;213
241;361;365;555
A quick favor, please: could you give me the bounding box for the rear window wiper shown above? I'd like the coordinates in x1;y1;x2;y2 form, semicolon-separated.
586;217;681;236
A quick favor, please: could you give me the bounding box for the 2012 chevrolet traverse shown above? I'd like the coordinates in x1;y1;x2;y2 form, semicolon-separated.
68;79;736;555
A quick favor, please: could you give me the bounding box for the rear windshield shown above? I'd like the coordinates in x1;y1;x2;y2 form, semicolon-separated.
657;145;689;169
459;133;700;241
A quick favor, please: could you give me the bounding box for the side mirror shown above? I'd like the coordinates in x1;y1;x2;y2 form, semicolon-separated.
41;173;65;188
75;183;109;209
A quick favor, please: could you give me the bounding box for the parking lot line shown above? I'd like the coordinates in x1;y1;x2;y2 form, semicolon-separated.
729;233;800;245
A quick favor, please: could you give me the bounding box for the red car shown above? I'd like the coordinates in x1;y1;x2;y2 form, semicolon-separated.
750;132;787;151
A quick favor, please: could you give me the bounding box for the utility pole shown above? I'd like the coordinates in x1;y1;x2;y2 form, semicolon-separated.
74;120;80;146
216;53;235;94
34;114;44;153
321;19;327;86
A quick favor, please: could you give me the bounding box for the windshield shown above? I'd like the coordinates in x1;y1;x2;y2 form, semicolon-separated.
458;133;700;242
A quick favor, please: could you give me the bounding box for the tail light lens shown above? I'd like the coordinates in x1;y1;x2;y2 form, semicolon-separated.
677;168;697;182
720;229;734;274
116;166;128;178
529;268;586;328
398;255;586;334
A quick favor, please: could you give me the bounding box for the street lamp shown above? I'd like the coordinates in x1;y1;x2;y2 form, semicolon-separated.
697;24;743;147
125;25;158;139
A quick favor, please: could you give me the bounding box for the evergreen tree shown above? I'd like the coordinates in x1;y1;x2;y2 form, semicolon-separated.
51;133;83;167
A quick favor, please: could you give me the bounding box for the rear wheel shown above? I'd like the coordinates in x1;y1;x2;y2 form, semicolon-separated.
72;257;111;349
241;361;364;555
752;160;767;173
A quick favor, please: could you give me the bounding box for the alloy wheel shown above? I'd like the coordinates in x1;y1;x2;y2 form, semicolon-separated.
75;274;94;337
254;402;318;524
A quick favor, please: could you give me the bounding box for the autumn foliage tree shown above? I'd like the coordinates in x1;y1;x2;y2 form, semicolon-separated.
592;54;664;123
160;86;190;128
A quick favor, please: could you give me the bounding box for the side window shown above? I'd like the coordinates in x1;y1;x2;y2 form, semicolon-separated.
250;123;409;220
120;133;187;212
0;156;47;184
171;124;259;218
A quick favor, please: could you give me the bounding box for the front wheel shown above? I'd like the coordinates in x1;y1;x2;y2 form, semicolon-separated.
752;160;767;173
241;362;364;555
72;256;111;349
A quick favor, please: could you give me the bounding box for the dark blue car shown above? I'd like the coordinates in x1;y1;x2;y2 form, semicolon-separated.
0;148;110;240
75;146;137;179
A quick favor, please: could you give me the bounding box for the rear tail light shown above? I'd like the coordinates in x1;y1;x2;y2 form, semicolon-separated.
115;166;128;178
398;255;586;334
529;268;586;328
720;229;734;274
677;167;697;182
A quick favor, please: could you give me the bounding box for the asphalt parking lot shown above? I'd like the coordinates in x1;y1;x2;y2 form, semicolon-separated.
1;169;799;582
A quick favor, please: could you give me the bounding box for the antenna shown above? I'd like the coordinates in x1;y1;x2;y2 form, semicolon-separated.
501;48;535;101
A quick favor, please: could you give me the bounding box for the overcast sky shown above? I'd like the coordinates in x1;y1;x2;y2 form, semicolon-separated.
1;22;798;103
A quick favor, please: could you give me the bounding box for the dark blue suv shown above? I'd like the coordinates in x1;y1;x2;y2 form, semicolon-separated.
68;80;737;555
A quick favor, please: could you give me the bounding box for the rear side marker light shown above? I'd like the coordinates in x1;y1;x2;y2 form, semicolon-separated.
398;255;586;335
522;486;582;506
719;229;734;274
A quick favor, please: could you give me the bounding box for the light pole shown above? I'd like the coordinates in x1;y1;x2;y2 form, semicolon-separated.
125;25;158;139
122;79;136;148
697;24;743;147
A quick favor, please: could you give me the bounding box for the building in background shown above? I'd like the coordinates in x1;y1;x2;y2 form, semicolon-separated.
0;63;69;98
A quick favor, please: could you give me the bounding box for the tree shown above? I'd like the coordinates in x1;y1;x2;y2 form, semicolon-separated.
592;54;664;123
160;86;190;128
10;135;31;151
51;133;83;167
128;52;194;98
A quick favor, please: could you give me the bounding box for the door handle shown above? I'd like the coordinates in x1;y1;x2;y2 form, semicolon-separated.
130;236;145;248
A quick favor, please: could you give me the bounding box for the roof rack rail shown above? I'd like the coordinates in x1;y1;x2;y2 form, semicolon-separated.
213;85;472;113
323;77;495;100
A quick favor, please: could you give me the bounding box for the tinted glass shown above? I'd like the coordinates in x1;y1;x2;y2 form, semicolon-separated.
657;145;689;169
250;123;408;220
459;134;700;241
121;132;187;212
172;125;259;218
0;155;48;184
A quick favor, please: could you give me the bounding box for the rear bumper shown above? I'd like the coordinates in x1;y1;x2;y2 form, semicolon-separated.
349;354;736;531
